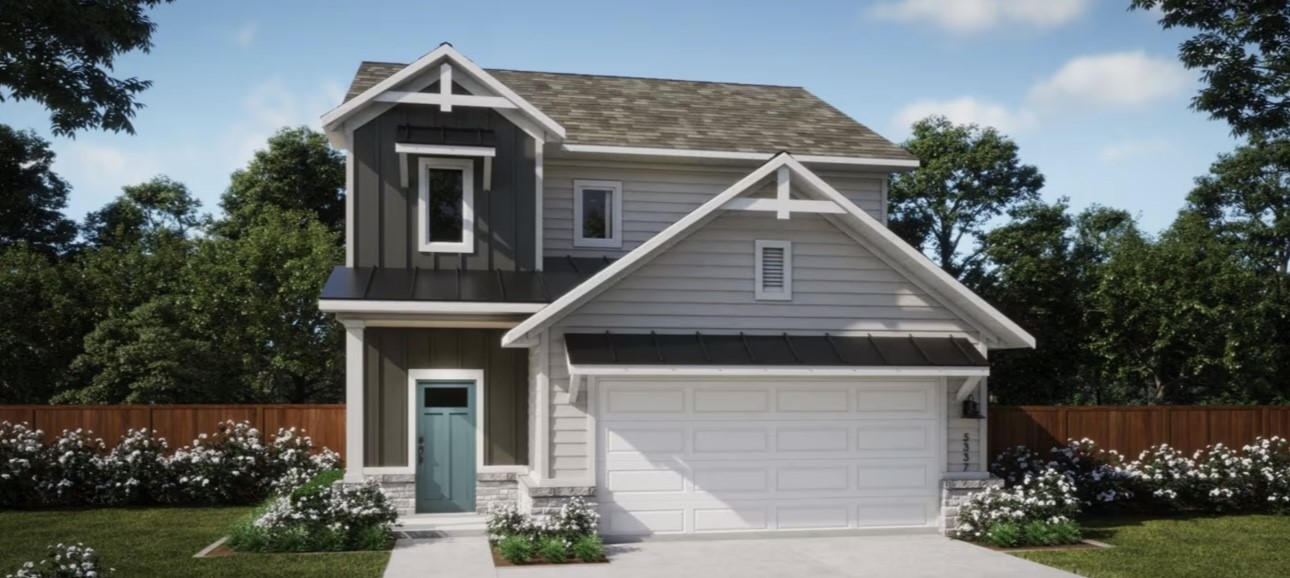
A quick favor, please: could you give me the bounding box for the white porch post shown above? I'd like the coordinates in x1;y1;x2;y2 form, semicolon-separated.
343;319;366;483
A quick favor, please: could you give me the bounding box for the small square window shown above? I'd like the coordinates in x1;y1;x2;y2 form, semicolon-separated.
574;180;623;248
418;157;474;253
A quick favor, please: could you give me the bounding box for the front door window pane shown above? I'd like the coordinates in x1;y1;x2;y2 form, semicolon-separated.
424;387;468;408
428;168;464;243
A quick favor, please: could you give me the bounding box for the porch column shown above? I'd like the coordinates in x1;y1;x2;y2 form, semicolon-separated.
343;319;365;483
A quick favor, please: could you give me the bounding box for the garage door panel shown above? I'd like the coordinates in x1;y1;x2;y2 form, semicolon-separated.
693;389;770;412
776;389;850;412
597;379;942;537
776;505;850;530
605;388;685;413
692;427;770;453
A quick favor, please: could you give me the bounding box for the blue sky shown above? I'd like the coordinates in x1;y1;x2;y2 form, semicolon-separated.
5;0;1236;234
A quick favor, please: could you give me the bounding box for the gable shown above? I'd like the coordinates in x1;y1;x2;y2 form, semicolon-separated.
502;153;1034;349
559;211;975;335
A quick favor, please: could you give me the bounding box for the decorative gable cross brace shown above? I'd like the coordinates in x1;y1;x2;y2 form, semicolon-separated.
722;166;846;219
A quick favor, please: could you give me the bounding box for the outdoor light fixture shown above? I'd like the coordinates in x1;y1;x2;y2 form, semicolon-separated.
962;394;982;419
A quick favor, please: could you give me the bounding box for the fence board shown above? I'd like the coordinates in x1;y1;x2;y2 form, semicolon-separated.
0;404;345;459
991;406;1290;462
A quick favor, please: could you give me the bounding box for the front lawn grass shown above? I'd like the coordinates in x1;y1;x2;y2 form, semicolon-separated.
0;508;389;578
1018;514;1290;578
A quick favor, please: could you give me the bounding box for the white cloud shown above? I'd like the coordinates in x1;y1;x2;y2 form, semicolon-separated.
223;78;345;167
869;0;1091;33
894;97;1037;134
59;143;164;200
1098;139;1170;162
1029;51;1190;109
234;23;258;48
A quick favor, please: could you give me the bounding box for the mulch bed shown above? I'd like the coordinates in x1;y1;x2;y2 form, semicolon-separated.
490;547;608;567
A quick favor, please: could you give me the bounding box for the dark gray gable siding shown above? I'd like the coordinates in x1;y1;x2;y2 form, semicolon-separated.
353;103;537;271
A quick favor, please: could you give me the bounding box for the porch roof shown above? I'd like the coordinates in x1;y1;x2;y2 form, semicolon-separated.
319;257;613;303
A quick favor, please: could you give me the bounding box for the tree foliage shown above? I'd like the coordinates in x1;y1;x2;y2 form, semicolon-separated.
1132;0;1290;139
888;116;1045;280
220;127;346;238
0;0;174;136
0;126;76;255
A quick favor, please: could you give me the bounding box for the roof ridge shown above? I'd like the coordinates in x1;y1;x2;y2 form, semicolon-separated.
488;68;803;90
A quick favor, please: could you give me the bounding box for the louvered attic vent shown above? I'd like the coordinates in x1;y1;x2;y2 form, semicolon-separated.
755;240;792;301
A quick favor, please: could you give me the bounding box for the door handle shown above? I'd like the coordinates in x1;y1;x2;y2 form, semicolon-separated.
417;435;424;465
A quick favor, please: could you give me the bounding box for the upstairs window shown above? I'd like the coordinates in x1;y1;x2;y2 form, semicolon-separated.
418;157;475;253
574;180;623;248
755;240;792;301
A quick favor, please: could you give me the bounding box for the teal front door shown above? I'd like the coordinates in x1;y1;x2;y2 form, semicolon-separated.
415;381;476;513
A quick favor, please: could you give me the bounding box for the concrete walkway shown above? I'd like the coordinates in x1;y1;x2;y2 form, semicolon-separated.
383;534;1080;578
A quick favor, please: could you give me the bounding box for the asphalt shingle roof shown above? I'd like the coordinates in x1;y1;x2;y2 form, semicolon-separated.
344;62;914;161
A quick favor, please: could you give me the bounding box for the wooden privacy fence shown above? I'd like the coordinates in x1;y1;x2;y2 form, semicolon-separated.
0;405;346;460
989;405;1290;461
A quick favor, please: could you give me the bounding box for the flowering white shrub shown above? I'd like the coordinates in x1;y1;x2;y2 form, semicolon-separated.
1130;444;1197;506
4;543;112;578
1052;439;1137;506
0;420;339;509
486;502;536;543
1190;443;1252;510
1245;437;1290;512
0;422;44;508
990;445;1045;485
956;467;1081;542
231;477;397;552
486;497;600;546
99;429;170;505
538;497;599;544
38;430;106;506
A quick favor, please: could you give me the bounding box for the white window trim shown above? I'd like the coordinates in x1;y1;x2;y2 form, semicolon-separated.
754;239;792;301
573;180;623;248
418;157;475;253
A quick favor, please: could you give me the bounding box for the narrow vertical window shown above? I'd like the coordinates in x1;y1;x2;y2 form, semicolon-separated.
755;240;792;300
418;157;474;253
574;180;623;248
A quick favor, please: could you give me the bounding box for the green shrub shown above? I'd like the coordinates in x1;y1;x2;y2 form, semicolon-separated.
497;535;534;564
537;537;568;563
227;470;395;553
1020;519;1082;546
570;535;604;562
983;520;1024;548
982;519;1082;548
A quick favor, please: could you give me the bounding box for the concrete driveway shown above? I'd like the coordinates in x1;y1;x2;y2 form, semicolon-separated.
384;534;1080;577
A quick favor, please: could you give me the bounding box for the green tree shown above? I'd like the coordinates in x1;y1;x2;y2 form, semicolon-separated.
1132;0;1290;139
219;127;345;238
189;207;343;402
1;0;174;136
888;116;1045;280
0;126;76;255
0;246;87;403
82;176;203;248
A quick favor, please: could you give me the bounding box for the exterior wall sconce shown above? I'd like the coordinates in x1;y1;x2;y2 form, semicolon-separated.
962;394;982;419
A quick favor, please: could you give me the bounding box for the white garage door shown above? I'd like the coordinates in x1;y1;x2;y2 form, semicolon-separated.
596;379;942;537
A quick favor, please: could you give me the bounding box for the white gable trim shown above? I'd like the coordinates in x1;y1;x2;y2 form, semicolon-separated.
558;143;921;170
501;152;1035;350
321;44;566;143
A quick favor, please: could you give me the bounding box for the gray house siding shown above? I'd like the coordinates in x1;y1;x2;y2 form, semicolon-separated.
362;327;529;468
543;161;885;260
352;104;537;271
539;210;982;481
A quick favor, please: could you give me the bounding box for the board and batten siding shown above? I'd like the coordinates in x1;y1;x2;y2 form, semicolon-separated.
539;209;984;481
352;104;537;271
362;327;528;468
543;161;887;260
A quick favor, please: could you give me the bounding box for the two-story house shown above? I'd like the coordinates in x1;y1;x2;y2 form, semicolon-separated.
317;43;1033;539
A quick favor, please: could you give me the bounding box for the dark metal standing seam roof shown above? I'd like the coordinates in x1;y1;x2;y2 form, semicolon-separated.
564;333;988;367
319;257;614;303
